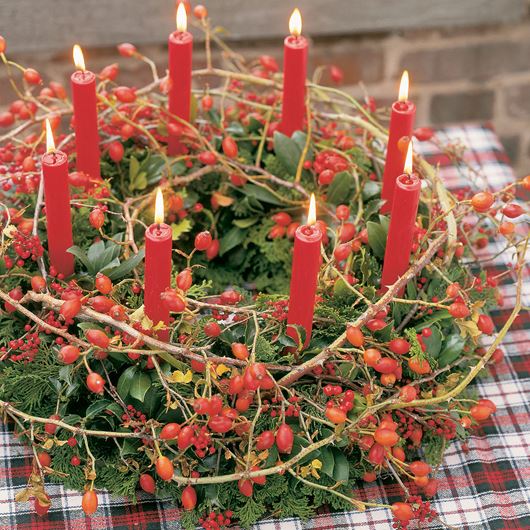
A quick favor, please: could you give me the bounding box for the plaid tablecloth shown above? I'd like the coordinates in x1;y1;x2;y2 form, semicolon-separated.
1;124;529;530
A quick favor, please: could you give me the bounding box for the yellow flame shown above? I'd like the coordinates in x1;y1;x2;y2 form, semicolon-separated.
307;193;317;226
73;44;86;71
404;140;413;174
176;2;187;32
45;119;55;153
398;70;409;102
154;188;165;224
289;8;302;37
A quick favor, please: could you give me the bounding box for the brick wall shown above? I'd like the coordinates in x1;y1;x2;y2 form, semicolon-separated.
2;5;530;176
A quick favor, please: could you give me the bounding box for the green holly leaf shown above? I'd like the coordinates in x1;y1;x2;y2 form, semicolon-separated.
171;218;192;241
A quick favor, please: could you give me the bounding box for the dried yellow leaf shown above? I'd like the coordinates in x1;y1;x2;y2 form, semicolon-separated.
167;369;193;384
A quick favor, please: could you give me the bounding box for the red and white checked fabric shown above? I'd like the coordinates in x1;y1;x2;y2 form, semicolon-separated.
0;124;528;530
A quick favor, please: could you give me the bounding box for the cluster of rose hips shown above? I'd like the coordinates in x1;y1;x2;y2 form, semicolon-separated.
8;229;44;268
322;385;355;424
2;326;41;362
468;182;528;241
198;510;234;530
226;362;275;414
391;497;437;529
263;395;300;418
121;404;148;431
267;212;299;240
194;230;219;260
265;299;289;322
312;149;350;186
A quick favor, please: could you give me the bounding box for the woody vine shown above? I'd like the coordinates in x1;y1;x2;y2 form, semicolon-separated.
0;5;528;529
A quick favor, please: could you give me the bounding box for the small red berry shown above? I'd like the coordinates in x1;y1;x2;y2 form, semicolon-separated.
155;456;174;481
198;151;217;165
222;136;238;159
204;321;222;337
58;345;80;364
24;68;42;85
194;231;213;251
31;275;47;292
108;141;124;163
60;297;82;320
95;273;113;294
193;5;208;19
477;314;494;335
118;43;137;57
181;485;197;510
176;268;193;291
82;490;98;515
86;329;110;349
89;208;105;229
275;423;294;454
45;414;61;435
139;473;156;494
471;191;494;213
86;372;105;394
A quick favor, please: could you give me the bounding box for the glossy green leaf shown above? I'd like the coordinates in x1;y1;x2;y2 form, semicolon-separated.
219;227;246;256
438;334;466;367
85;399;113;419
331;448;349;482
233;217;258;229
129;372;152;402
107;249;145;281
326;171;355;205
241;184;286;206
422;326;443;358
367;221;387;258
273;131;301;175
116;365;137;399
320;447;335;478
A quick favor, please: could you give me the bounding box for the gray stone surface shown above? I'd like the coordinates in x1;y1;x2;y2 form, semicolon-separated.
2;0;525;53
430;90;495;123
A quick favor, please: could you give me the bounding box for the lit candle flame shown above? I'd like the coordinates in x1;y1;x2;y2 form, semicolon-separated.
404;140;413;174
73;44;86;72
289;8;302;37
307;193;317;226
154;188;165;224
398;70;409;102
176;2;187;32
45;118;55;153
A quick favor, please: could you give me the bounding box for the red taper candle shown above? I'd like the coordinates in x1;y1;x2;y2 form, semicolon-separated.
279;8;308;137
71;45;101;185
287;194;322;348
380;142;421;296
42;119;74;277
381;71;416;214
168;2;193;156
145;189;172;340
